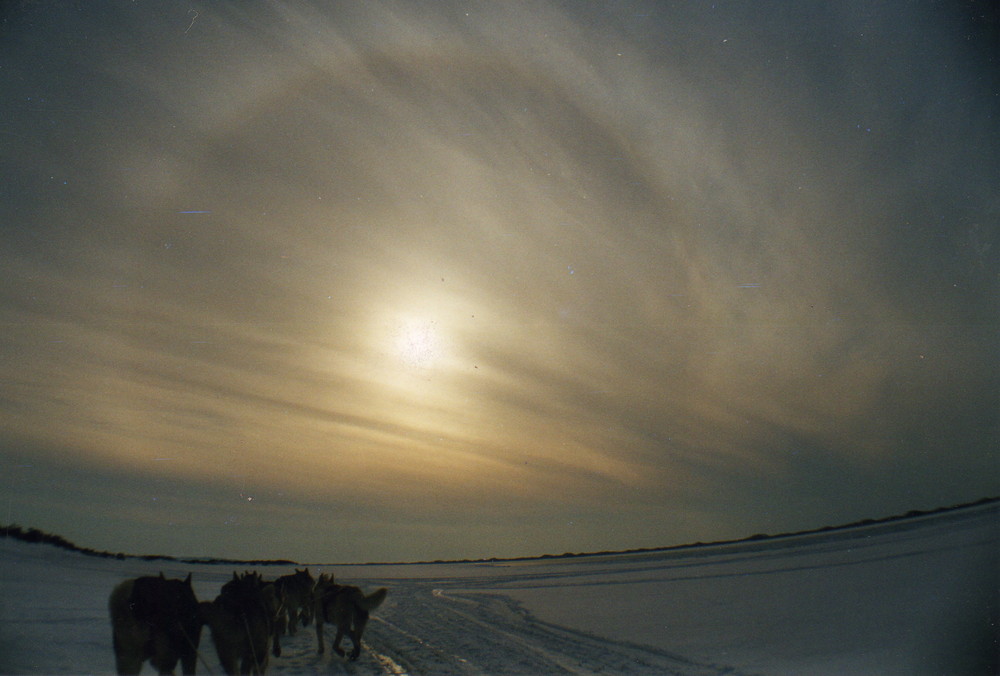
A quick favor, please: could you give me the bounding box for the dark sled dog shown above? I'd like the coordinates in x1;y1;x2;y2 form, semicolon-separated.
259;579;285;658
201;571;272;675
312;573;388;661
108;572;203;675
273;567;313;635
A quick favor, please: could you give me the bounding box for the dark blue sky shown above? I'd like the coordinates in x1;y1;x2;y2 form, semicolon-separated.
1;1;996;562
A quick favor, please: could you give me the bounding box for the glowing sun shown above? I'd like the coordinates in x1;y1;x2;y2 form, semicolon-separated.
392;316;442;368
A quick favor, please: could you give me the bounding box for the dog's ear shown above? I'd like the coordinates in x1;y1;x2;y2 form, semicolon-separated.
184;572;192;586
233;571;239;581
159;572;166;579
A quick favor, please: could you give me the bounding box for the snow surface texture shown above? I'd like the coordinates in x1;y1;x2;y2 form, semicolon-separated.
1;503;996;675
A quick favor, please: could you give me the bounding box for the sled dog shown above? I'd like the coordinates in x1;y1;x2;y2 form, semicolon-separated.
273;567;313;634
312;573;388;661
260;579;284;658
202;571;272;675
108;572;203;675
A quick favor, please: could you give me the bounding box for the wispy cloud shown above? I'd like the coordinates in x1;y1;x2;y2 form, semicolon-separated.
1;0;995;561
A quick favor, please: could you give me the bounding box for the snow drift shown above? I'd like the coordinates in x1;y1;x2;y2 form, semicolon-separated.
1;501;996;675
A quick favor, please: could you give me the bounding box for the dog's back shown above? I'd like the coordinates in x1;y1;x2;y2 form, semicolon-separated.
108;573;202;675
274;568;314;633
204;572;272;675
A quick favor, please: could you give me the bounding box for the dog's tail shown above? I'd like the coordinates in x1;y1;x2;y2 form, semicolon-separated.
358;588;388;612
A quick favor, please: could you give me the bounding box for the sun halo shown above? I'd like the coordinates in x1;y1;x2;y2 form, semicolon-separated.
391;315;443;369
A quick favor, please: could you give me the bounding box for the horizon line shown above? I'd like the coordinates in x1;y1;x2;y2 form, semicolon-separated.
3;496;996;568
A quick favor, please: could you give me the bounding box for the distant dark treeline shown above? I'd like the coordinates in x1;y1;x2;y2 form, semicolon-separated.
520;496;1000;563
381;496;1000;565
0;524;294;566
3;496;997;566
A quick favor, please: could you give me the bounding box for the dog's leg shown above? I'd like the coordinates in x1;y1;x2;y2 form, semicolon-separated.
114;654;143;675
149;632;178;675
243;649;267;676
180;648;198;676
348;613;368;661
332;625;347;657
112;630;143;675
112;639;143;676
214;626;241;674
348;628;362;661
315;611;325;654
219;650;238;676
151;654;178;676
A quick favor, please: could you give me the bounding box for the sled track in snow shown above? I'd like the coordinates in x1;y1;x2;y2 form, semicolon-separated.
268;581;744;675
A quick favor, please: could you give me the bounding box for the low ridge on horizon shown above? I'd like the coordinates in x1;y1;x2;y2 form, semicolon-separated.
4;496;996;567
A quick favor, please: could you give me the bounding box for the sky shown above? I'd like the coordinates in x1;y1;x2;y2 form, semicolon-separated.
1;0;997;564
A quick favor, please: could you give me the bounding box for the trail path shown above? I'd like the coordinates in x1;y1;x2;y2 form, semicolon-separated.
269;579;738;676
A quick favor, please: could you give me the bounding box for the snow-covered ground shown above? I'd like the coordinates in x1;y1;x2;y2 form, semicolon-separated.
1;502;996;675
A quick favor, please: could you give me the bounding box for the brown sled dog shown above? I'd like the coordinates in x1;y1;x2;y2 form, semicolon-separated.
201;572;272;675
313;573;388;661
108;572;203;675
273;567;313;635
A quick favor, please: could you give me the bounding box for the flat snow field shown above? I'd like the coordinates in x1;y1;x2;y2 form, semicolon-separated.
1;502;996;675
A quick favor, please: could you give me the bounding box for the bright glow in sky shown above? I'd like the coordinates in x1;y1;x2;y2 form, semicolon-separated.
1;1;996;563
391;315;442;368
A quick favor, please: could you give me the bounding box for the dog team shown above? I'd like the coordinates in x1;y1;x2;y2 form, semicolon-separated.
108;568;387;675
